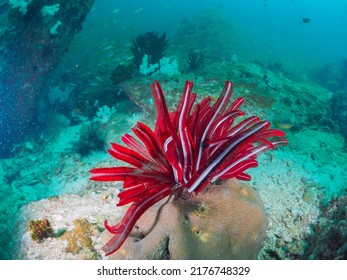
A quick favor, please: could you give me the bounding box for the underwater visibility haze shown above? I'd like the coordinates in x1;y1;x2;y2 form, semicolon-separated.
0;0;346;260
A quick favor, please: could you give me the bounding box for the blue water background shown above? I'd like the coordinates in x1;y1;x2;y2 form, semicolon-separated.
1;1;346;158
87;0;347;74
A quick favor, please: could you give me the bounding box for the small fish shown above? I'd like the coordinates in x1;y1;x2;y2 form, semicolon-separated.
97;61;107;67
98;42;108;48
113;9;120;13
109;57;122;64
106;51;115;59
276;120;293;130
101;45;114;51
125;55;134;60
133;8;143;14
302;18;311;23
94;76;104;82
89;82;100;87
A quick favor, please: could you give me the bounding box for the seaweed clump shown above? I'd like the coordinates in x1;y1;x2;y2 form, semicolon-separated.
74;122;106;156
132;31;168;68
330;91;347;145
110;64;134;85
187;51;204;71
304;194;347;259
29;219;54;242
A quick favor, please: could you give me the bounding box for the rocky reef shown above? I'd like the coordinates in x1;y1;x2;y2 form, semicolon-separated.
0;0;95;157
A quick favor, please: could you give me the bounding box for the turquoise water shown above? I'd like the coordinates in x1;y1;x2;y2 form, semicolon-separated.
0;0;346;260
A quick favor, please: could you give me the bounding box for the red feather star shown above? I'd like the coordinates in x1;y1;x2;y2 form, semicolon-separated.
90;80;288;256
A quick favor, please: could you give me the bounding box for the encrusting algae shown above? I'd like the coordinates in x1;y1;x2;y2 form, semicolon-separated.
60;219;98;258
